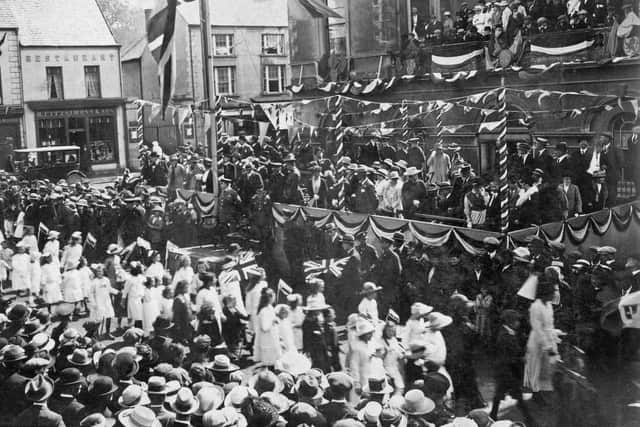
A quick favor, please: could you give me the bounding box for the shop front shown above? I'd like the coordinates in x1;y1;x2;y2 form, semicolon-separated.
26;99;127;172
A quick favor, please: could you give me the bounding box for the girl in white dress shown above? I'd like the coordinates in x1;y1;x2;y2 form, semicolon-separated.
286;294;305;351
29;251;41;306
40;254;62;310
145;251;165;284
122;263;146;329
171;256;194;289
253;288;281;367
88;264;118;337
42;231;61;269
11;243;31;294
275;304;296;353
77;257;94;314
142;277;160;335
62;262;84;314
524;280;562;395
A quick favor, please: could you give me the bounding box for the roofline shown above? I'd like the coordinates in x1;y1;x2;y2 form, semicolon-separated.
186;23;288;29
92;0;118;42
20;44;121;48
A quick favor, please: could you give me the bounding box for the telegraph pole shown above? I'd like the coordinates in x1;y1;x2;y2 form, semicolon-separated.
200;0;219;197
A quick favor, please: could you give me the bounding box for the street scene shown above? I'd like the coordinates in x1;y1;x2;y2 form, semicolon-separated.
0;0;639;426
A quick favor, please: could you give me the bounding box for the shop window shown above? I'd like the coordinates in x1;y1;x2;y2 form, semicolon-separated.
46;67;64;100
262;34;284;55
214;66;236;95
263;65;285;94
38;118;66;146
84;66;101;98
213;34;234;56
88;116;116;163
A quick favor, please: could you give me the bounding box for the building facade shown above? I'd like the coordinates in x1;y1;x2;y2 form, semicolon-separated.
0;24;24;168
0;0;127;172
122;0;291;153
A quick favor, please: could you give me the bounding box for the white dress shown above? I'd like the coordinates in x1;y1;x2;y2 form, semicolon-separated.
253;305;281;365
245;281;267;333
378;335;406;390
88;277;117;320
146;262;165;283
142;287;160;333
401;318;427;345
78;266;94;300
61;244;83;271
11;253;31;291
20;235;39;254
219;270;247;316
29;257;41;294
42;240;60;268
278;317;296;353
524;299;559;392
123;275;146;321
62;269;84;303
40;263;62;304
422;329;447;366
289;307;305;350
358;298;379;321
171;266;194;288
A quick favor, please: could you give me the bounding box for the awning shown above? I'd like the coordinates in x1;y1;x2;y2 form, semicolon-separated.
298;0;343;19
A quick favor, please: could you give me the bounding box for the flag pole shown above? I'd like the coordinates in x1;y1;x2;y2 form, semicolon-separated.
199;0;219;202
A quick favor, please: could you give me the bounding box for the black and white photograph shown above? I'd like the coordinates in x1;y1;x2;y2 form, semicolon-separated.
0;0;638;426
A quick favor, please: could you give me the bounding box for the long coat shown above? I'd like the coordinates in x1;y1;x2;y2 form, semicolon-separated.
524;299;559;392
253;305;281;365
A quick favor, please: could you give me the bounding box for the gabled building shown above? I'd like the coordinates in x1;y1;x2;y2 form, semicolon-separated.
122;0;291;152
0;0;128;172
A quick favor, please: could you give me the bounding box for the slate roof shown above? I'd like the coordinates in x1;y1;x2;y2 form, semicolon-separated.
178;0;289;27
0;0;117;46
121;36;147;62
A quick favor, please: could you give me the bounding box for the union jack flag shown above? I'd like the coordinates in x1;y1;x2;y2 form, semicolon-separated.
223;251;261;280
303;257;349;278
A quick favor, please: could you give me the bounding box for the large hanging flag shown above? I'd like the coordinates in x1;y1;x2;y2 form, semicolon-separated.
223;251;261;280
147;0;180;117
303;257;349;278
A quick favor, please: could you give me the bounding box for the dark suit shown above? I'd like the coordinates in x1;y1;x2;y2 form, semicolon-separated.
319;401;358;425
334;249;361;322
490;325;528;420
572;149;592;195
410;13;427;38
601;144;622;206
13;403;65;427
348;179;378;213
584;182;607;213
372;247;402;315
554;155;573;182
0;372;30;416
202;169;215;193
358;142;380;165
304;176;329;208
532;149;554;176
49;395;85;427
628;134;640;192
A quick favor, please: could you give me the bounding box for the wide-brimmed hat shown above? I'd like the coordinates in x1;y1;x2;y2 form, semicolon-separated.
327;372;354;396
210;354;240;373
355;319;376;337
30;333;55;353
194;385;225;415
25;375;55;402
404;166;421;176
362;372;393;395
400;389;436;415
224;385;257;408
261;391;293;414
358;401;383;424
47;230;60;240
389;171;400;180
427;312;453;330
118;406;161;427
152;317;174;331
87;375;118;397
112;352;139;379
55;368;84;387
275;351;312;377
118;384;151;408
359;282;383;295
303;298;331;312
6;303;31;322
106;244;122;255
441;417;479;427
248;368;284;394
1;344;27;363
411;302;433;317
20;321;47;338
67;348;92;366
294;374;324;400
71;231;82;240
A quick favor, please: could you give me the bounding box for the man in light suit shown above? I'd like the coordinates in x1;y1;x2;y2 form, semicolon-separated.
558;173;583;219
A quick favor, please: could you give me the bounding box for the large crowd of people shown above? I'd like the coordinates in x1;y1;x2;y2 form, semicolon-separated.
0;165;638;426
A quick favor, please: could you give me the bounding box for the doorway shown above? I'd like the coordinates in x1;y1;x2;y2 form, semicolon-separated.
68;117;88;171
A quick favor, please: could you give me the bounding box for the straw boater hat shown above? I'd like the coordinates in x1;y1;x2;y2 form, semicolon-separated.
404;166;421;176
400;389;435;415
118;406;161;427
170;387;199;415
47;230;60;240
106;244;122;255
303;299;330;312
359;282;383;295
355;319;376;337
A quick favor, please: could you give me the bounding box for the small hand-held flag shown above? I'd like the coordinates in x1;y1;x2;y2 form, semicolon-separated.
85;233;97;249
386;309;400;324
38;223;49;240
303;257;349;278
278;279;293;296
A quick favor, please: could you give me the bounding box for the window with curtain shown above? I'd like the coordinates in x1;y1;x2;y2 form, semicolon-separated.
263;65;285;94
88;116;116;163
214;66;236;95
46;67;64;100
262;34;284;55
213;34;234;56
84;66;101;98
